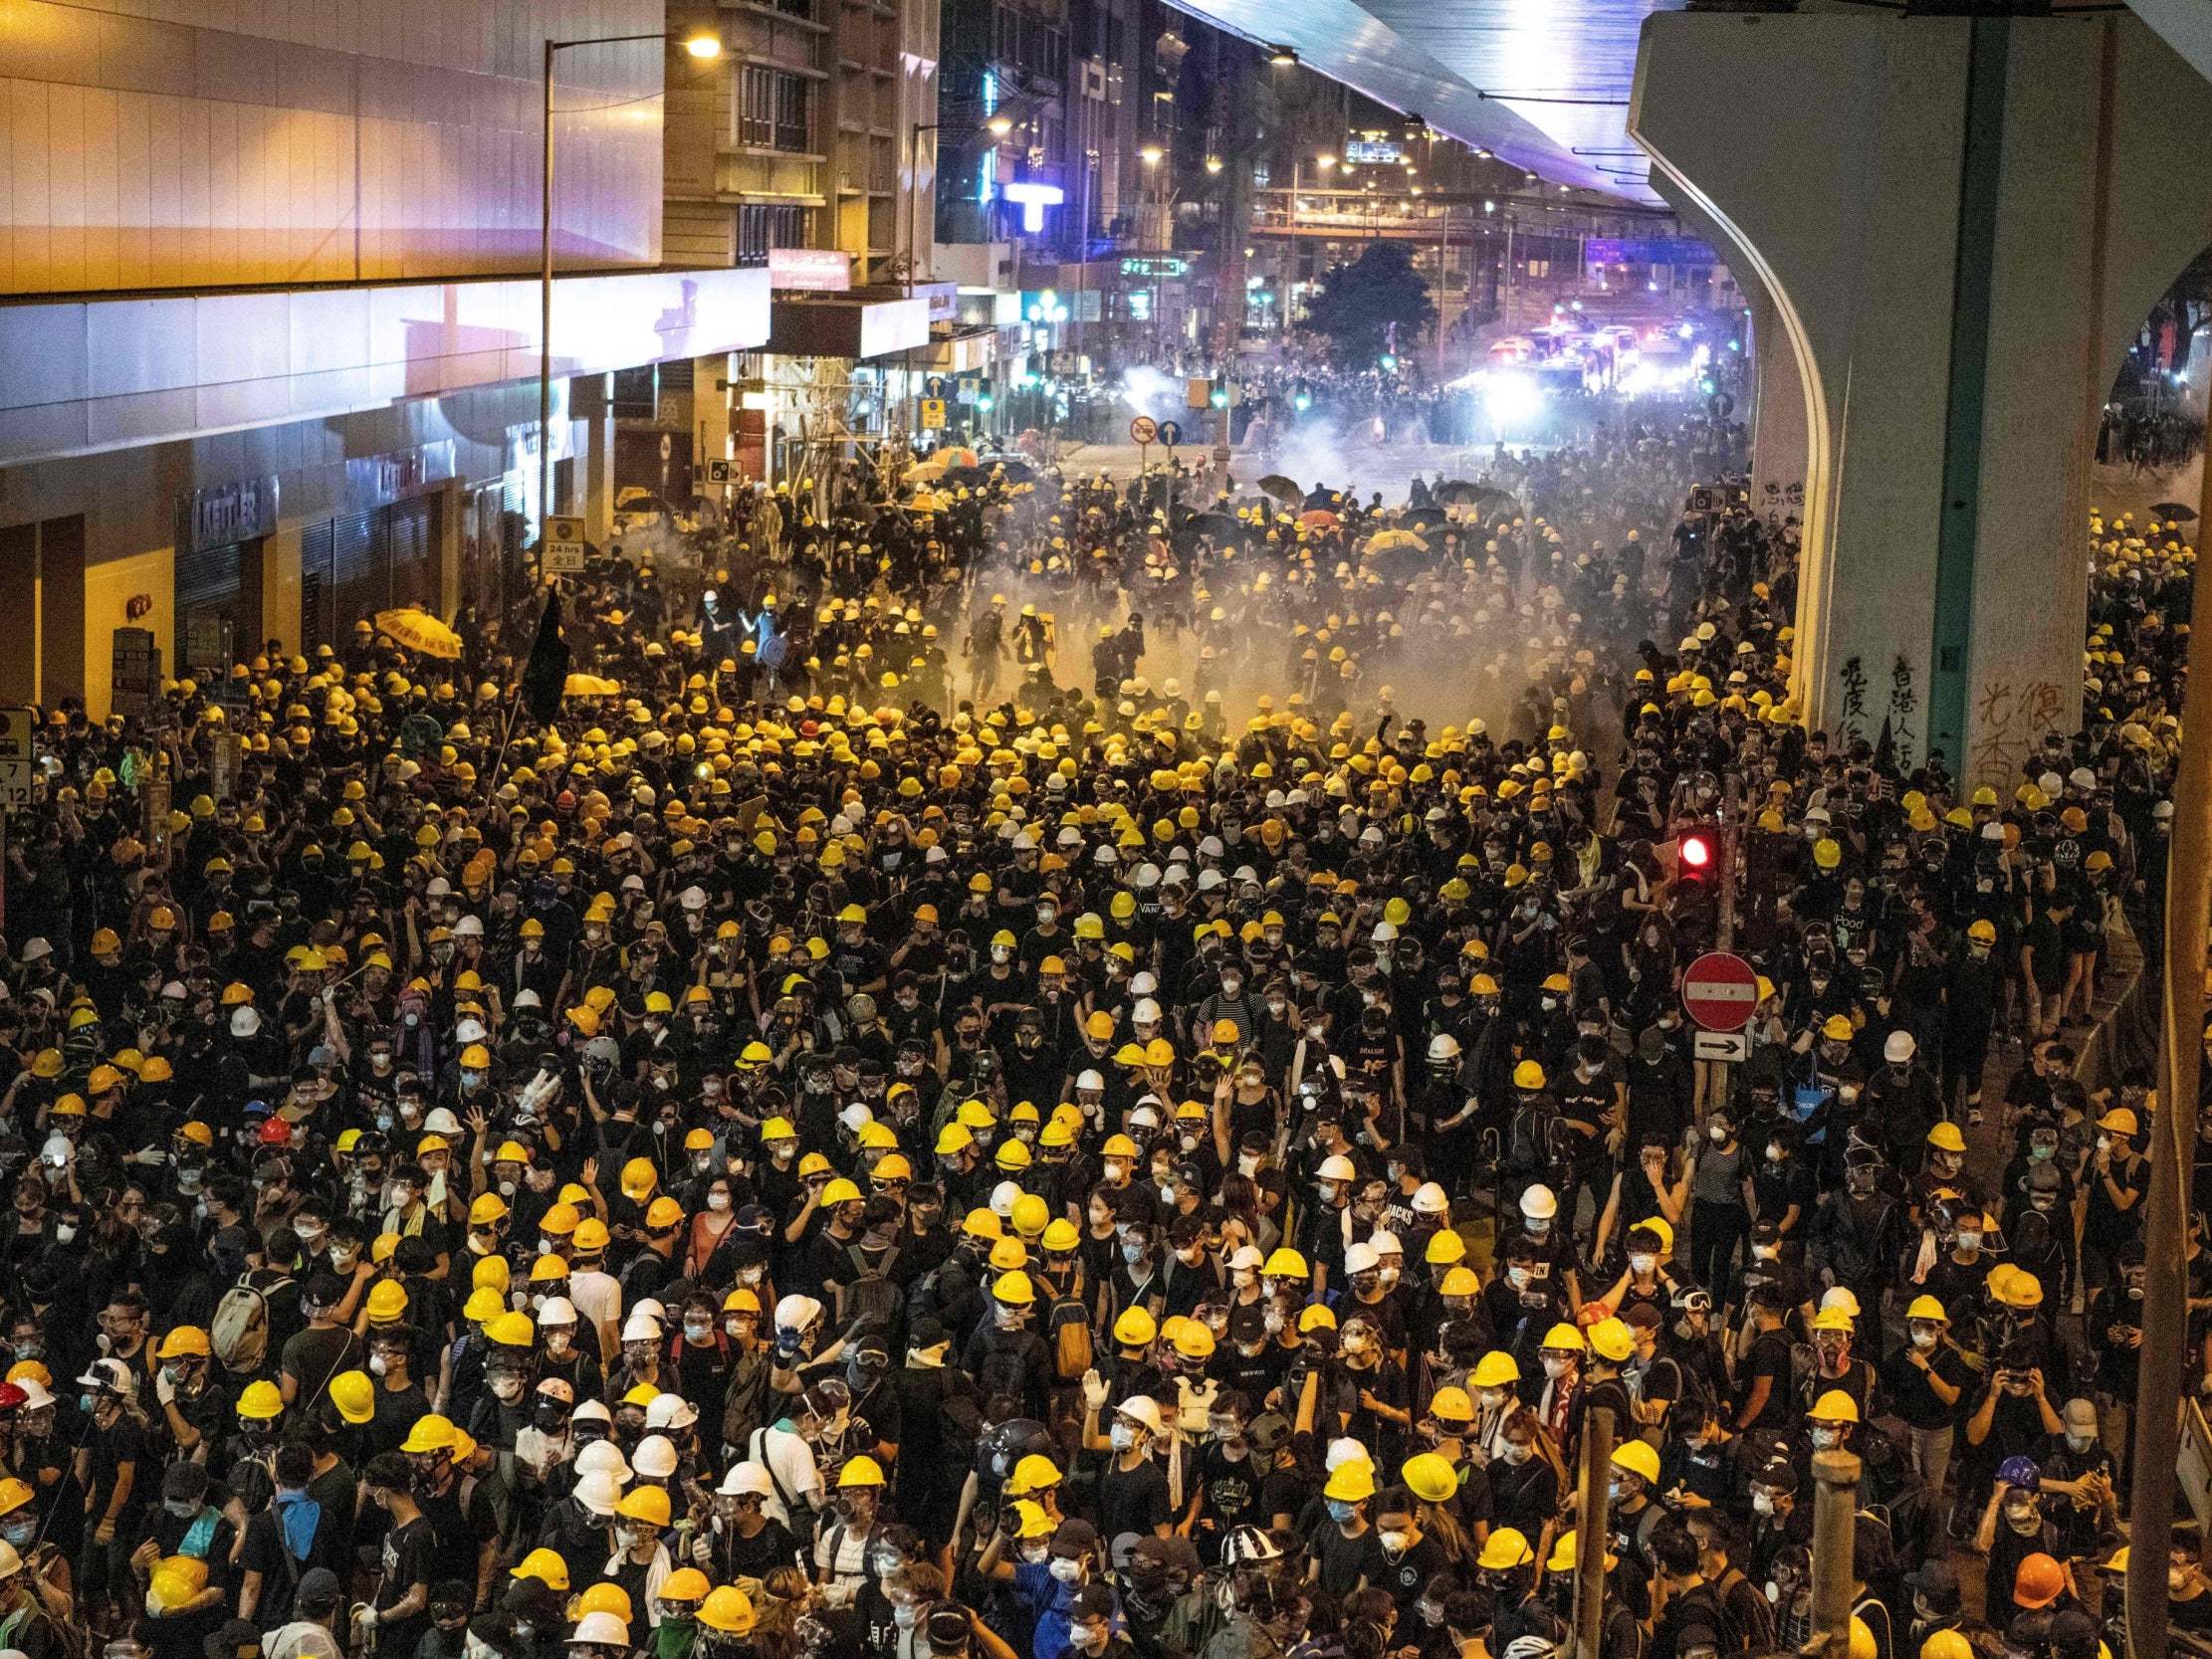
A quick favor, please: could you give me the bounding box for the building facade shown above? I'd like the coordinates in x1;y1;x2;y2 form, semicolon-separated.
0;0;773;719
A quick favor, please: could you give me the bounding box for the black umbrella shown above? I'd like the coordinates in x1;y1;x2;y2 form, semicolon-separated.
1174;512;1238;549
1258;475;1302;508
1404;506;1448;531
2151;502;2197;520
1302;487;1346;511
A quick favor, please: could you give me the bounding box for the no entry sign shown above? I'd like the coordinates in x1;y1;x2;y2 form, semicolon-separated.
1681;951;1758;1033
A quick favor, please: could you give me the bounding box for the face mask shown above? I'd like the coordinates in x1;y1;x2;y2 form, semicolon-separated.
1630;1253;1656;1275
1910;1330;1936;1350
1326;1500;1359;1525
1048;1557;1084;1583
1810;1428;1838;1451
165;1499;199;1519
1379;1529;1411;1555
1110;1422;1138;1451
2066;1431;2096;1452
369;1353;389;1376
1542;1356;1570;1380
685;1322;714;1344
1752;1492;1775;1517
1708;1124;1729;1143
2007;1506;2040;1536
1500;1442;1532;1465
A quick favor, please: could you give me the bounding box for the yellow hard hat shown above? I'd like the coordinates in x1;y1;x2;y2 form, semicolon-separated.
1807;1388;1861;1424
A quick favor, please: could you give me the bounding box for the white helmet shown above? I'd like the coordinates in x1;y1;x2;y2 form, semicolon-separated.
537;1296;577;1327
632;1433;679;1478
1372;921;1399;942
1318;1154;1357;1182
1133;998;1162;1026
991;1179;1022;1217
1521;1184;1559;1220
1412;1181;1449;1215
453;914;485;937
774;1295;824;1342
1344;1241;1380;1275
572;1469;626;1516
1130;972;1159;996
645;1393;698;1432
719;1461;775;1498
573;1612;631;1647
1076;1069;1105;1093
1427;1033;1461;1064
1883;1031;1915;1064
574;1441;631;1482
620;1311;663;1344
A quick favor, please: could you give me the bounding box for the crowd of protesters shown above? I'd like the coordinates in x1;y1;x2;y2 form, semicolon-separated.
0;404;2198;1659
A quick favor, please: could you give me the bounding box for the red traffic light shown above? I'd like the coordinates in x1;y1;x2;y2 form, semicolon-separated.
1679;833;1712;871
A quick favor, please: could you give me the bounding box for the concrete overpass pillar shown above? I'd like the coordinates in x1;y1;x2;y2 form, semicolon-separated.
1744;287;1808;517
1632;9;2212;788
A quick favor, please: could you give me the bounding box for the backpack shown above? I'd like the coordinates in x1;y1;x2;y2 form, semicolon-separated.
938;1385;984;1472
1504;1096;1562;1177
1045;1290;1094;1381
211;1271;293;1374
843;1245;904;1340
975;1329;1035;1405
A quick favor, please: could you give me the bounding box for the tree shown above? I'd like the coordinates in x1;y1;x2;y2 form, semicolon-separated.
1301;242;1438;368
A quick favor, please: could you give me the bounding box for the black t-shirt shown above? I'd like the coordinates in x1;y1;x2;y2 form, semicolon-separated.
1309;1522;1384;1597
1368;1533;1450;1614
86;1415;146;1524
375;1513;438;1658
1739;1329;1794;1431
1095;1458;1172;1542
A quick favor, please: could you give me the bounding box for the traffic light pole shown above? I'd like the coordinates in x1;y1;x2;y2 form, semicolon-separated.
1712;774;1740;1117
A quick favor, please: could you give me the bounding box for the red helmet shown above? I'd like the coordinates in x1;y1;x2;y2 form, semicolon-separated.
258;1118;292;1146
0;1383;29;1412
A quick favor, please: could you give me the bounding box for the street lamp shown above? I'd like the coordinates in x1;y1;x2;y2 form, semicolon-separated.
540;27;721;541
1268;43;1297;65
1205;155;1223;174
1316;153;1337;172
1140;144;1165;165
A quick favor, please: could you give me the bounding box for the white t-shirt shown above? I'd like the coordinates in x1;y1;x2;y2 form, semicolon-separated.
267;1621;342;1659
749;1424;823;1527
568;1269;623;1355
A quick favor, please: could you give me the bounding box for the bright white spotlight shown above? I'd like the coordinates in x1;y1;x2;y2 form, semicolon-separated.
1484;373;1541;427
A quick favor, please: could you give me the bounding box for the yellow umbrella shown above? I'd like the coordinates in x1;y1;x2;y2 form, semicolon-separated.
910;491;951;514
929;445;979;468
1367;528;1429;552
906;459;949;483
564;673;621;697
374;608;461;660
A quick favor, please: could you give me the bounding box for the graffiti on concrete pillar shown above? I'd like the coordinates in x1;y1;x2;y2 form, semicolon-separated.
1885;654;1918;769
1839;655;1868;745
1970;675;2063;789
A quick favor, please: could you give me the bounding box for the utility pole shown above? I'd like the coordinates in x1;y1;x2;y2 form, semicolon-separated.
1571;1406;1614;1659
1809;1448;1862;1659
1210;65;1251;476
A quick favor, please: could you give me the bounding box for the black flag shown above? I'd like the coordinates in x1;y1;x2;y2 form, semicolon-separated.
522;590;568;726
1874;716;1894;774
